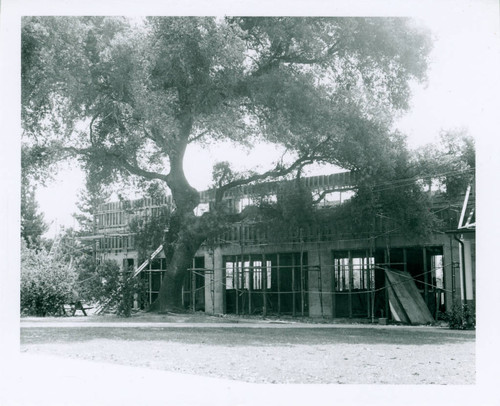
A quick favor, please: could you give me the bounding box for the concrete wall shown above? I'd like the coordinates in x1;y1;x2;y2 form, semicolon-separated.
96;231;472;317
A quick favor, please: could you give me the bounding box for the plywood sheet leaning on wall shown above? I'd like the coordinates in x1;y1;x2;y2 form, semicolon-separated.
384;267;434;324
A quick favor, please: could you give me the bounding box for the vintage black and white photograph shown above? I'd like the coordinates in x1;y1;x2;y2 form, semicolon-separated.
1;0;499;404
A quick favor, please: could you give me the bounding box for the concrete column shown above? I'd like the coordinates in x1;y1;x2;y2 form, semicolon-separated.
461;239;475;303
320;247;333;318
204;247;225;314
204;250;215;314
307;245;332;317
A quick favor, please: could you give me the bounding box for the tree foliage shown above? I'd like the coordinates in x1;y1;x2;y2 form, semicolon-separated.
75;258;147;316
22;17;432;311
129;202;171;261
250;178;315;242
415;129;475;199
21;177;48;249
21;185;48;248
338;131;439;239
254;133;440;242
73;172;111;236
20;241;77;316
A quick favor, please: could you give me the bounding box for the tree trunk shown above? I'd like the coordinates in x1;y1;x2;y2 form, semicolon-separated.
156;239;198;312
152;114;207;312
148;190;205;311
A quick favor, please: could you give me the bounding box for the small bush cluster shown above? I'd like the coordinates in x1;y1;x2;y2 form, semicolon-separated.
445;304;475;330
21;243;77;316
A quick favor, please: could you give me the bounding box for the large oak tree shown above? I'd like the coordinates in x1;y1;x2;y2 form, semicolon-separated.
22;16;432;311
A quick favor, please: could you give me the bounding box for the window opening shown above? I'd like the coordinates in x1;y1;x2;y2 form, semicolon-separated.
334;253;374;291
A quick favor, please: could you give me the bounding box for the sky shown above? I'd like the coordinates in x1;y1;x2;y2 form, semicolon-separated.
10;0;500;237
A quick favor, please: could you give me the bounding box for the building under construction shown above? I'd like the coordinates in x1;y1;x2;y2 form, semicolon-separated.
91;171;475;323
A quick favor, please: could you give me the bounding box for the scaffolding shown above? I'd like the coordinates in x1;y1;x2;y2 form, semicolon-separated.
92;224;460;322
185;242;454;321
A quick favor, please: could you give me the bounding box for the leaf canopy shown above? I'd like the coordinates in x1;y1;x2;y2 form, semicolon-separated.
22;16;432;204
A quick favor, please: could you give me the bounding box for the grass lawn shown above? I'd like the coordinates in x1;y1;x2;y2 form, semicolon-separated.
20;313;475;384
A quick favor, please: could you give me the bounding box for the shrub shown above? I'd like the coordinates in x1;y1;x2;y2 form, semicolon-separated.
21;242;77;316
74;255;103;303
445;303;476;330
76;259;147;317
116;274;148;317
83;260;122;304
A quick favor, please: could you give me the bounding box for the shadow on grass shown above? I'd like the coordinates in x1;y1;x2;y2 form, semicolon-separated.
21;325;475;347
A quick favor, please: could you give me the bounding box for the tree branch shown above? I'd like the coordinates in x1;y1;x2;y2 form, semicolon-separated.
88;112;113;145
61;146;169;182
119;157;169;183
214;154;327;204
250;42;339;78
188;129;210;143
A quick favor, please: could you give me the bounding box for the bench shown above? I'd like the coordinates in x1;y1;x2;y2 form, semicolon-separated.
61;301;92;316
